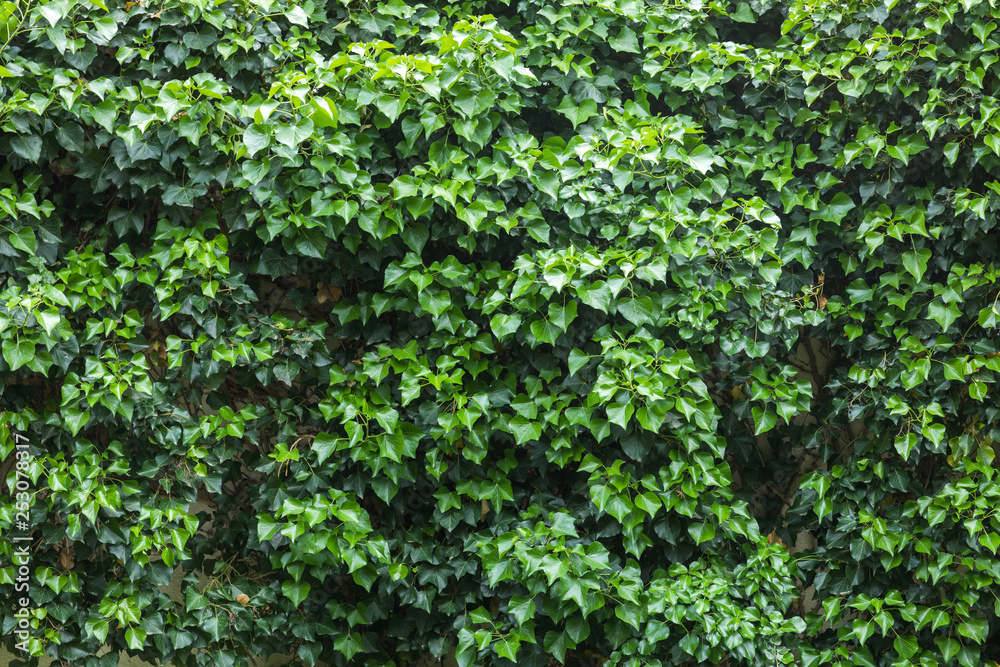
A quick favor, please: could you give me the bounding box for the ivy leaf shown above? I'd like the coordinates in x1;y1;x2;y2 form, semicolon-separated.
490;313;522;340
90;100;118;132
507;596;535;625
284;5;309;25
901;248;932;281
36;310;61;335
92;16;118;41
567;349;590;376
556;95;598;129
308;97;338;128
3;338;35;370
125;627;147;650
161;183;205;207
815;192;856;222
85;619;110;644
957;619;986;644
243;124;271;157
312;433;339;464
752;407;778;435
927;301;960;331
274;118;314;148
686;145;716;174
894;433;918;460
8;227;36;253
510;416;542;445
282;581;311;607
543;631;574;664
495;639;520;662
688;521;715;544
609;26;640;53
617;296;654;326
969;381;987;400
606;402;634;429
731;2;756;21
9;135;42;161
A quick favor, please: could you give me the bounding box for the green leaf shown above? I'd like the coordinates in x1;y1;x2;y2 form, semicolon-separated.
617;296;654;326
243;124;271;157
308;97;338;128
281;580;311;607
751;407;778;435
556;95;598;129
3;338;34;370
731;2;756;21
85;619;110;643
566;616;590;643
815;192;856;223
688;521;715;544
376;94;406;122
533;170;560;199
284;5;309;25
312;433;340;465
468;607;492;624
9;227;36;253
495;639;520;662
274;118;314;148
507;595;535;625
936;637;960;663
9;135;42;161
419;290;452;317
490;313;522;340
609;26;640;53
957;619;986;643
567;349;589;376
969;381;987;400
686;145;716;174
125;627;147;650
92;16;118;41
901;248;931;282
979;531;1000;554
36;310;60;335
334;633;364;661
606;402;634;429
510;416;542;445
543;631;574;664
927;301;960;331
894;433;918;460
923;422;946;447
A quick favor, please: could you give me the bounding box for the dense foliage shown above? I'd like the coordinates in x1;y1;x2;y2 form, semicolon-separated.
2;0;1000;665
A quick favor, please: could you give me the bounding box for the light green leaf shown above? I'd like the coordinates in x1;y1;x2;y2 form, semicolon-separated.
36;310;60;335
3;338;34;370
751;407;778;435
609;26;640;53
816;192;856;223
312;433;340;465
568;349;590;376
686;145;716;174
927;301;960;331
617;296;654;326
970;381;987;400
688;521;715;544
125;627;147;650
9;227;36;253
901;248;932;282
274;118;314;148
556;95;598;129
284;5;309;25
243;124;270;157
731;2;756;21
308;97;338;128
281;580;311;607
